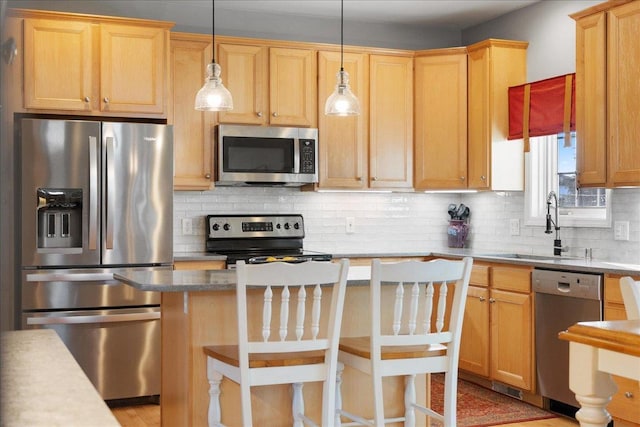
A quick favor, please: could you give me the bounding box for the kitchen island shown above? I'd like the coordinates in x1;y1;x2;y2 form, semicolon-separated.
116;267;418;427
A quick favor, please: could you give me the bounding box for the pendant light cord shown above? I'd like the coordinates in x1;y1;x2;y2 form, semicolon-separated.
340;0;344;72
211;0;216;64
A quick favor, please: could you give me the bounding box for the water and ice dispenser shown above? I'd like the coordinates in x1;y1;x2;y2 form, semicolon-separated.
36;188;82;250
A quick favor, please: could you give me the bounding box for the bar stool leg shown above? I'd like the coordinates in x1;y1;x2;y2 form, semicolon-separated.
293;382;305;427
207;361;223;427
404;374;416;427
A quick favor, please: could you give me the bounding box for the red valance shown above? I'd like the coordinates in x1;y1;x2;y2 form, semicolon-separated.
508;74;575;150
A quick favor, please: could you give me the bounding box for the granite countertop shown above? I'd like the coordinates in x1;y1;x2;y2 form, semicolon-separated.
0;329;120;427
174;249;640;276
115;265;372;292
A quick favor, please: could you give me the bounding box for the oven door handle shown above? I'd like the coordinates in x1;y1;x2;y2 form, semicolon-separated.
26;311;160;326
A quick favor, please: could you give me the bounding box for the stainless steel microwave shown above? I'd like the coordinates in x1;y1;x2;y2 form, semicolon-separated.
216;125;318;186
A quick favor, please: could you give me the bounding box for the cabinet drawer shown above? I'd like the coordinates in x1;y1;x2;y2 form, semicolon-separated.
174;260;225;270
491;265;531;293
609;375;640;424
470;264;490;287
605;275;625;304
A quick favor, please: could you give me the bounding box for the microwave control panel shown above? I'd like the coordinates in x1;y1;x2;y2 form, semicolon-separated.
299;139;316;174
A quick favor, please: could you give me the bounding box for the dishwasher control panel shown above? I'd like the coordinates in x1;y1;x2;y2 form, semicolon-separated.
532;268;602;300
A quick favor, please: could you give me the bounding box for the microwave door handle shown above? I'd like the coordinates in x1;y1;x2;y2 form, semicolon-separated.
294;138;300;173
105;136;115;249
26;311;161;326
88;135;98;250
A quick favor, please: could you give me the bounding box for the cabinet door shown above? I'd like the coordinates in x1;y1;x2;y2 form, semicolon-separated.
317;50;369;189
459;285;490;376
490;289;533;390
607;1;640;187
575;12;607;187
269;47;317;127
100;23;167;115
414;52;467;190
217;43;268;125
23;19;95;111
369;54;413;189
170;34;214;190
467;47;491;190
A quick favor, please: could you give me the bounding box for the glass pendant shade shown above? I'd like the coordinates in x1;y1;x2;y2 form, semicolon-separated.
195;62;233;111
325;69;360;116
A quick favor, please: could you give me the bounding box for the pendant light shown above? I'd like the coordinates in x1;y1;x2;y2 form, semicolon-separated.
195;0;233;111
324;0;360;116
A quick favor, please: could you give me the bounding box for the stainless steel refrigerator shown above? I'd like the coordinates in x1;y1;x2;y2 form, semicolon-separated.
17;118;173;401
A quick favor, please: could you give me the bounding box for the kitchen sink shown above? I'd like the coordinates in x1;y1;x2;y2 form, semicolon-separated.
479;253;575;261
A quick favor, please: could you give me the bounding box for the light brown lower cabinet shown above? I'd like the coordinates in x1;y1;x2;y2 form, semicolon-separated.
459;263;534;391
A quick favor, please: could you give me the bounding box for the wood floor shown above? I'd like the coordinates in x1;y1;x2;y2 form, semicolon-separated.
111;404;578;427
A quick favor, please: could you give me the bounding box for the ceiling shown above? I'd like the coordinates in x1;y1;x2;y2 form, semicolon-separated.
214;0;541;29
5;0;542;33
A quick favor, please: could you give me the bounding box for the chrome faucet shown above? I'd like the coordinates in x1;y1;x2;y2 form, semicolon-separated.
545;191;565;256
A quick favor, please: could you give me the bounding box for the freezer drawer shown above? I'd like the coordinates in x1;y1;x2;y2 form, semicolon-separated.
22;267;162;310
22;307;160;400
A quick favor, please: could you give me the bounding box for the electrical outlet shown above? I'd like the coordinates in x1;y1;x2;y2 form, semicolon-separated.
509;219;520;236
345;217;355;234
614;221;630;241
182;218;193;235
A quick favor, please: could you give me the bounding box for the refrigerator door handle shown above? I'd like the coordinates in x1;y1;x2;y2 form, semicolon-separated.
26;272;116;282
105;136;115;249
26;311;161;326
89;135;98;250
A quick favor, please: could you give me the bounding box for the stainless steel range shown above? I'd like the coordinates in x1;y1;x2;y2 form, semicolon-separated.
205;214;331;266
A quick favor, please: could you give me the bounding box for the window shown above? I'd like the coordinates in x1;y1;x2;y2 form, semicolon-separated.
524;133;611;228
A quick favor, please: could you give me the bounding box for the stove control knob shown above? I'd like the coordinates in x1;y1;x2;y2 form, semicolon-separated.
212;223;220;231
276;223;281;229
223;223;230;231
284;223;290;230
293;222;300;230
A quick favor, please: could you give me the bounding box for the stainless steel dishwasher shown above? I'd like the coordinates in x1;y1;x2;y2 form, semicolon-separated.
533;268;603;414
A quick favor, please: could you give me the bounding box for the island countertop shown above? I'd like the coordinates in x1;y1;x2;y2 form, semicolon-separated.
0;329;120;427
115;265;372;292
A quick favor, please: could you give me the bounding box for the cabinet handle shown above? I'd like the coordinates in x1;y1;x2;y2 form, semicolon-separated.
481;175;486;181
460;176;465;181
272;112;278;117
84;96;90;103
489;298;496;303
103;97;110;104
257;112;263;117
479;296;486;302
624;391;634;399
205;173;211;179
356;177;363;181
371;177;377;181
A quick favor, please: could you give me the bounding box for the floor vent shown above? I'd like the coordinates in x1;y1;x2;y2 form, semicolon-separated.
491;382;523;400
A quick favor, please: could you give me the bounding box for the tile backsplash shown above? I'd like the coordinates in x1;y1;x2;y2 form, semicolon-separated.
174;187;640;264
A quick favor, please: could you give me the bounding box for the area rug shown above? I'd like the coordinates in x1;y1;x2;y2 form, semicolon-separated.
429;374;555;426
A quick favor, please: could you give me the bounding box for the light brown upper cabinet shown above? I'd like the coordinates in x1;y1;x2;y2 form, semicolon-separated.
369;54;414;190
572;0;640;188
317;52;412;190
414;48;468;190
467;39;528;191
317;50;369;189
21;11;171;117
217;43;317;127
169;32;214;191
